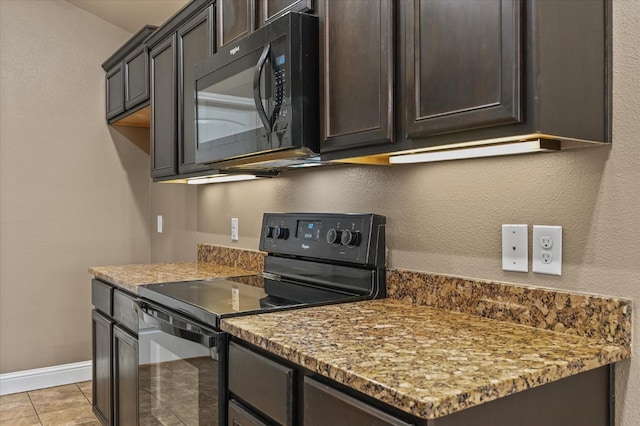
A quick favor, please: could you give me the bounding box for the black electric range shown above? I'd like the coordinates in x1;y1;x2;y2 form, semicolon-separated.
134;213;385;426
137;212;386;328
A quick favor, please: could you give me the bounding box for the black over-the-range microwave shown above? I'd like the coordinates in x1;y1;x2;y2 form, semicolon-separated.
194;12;319;171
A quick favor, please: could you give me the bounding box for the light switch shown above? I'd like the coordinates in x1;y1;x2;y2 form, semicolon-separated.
157;215;163;233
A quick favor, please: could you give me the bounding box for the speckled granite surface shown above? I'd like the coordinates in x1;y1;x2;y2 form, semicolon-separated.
198;243;265;272
387;269;632;351
89;262;258;293
221;299;630;420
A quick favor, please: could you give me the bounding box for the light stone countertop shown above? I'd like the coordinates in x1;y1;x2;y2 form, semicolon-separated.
221;298;629;420
89;262;258;293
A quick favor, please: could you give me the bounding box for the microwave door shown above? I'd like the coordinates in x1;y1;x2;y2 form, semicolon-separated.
196;48;272;163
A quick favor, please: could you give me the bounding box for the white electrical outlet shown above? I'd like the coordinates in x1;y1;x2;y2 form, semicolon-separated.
502;224;528;272
231;218;239;241
532;225;562;275
157;215;163;233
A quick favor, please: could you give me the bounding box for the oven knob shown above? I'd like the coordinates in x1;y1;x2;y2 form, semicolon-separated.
264;225;274;238
273;226;289;239
326;228;341;244
340;230;360;247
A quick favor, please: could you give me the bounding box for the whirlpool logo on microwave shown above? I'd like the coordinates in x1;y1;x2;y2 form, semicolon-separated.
230;46;240;56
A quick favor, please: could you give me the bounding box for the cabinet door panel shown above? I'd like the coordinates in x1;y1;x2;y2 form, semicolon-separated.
260;0;313;26
113;325;138;426
320;0;394;152
150;36;177;178
405;0;521;137
92;310;112;426
124;45;149;110
106;65;125;119
178;5;215;174
218;0;255;48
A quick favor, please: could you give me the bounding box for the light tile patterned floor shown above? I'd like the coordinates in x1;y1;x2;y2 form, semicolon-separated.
0;382;99;425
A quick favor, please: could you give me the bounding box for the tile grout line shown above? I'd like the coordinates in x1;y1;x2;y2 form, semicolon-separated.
25;391;43;425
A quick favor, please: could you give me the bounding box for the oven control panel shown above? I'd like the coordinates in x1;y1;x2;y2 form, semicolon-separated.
260;213;385;266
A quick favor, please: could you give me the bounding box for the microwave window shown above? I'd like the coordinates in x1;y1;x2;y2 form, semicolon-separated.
197;66;267;144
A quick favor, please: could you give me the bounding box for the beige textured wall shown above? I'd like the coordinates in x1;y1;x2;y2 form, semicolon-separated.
152;2;640;424
0;1;151;373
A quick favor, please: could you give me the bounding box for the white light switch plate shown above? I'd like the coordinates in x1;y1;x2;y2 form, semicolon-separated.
502;224;528;272
532;225;562;275
157;215;163;233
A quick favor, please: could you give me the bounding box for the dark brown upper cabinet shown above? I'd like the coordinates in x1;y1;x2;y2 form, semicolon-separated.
259;0;314;26
218;0;313;48
149;35;177;179
318;0;394;153
102;25;157;125
146;0;215;181
322;0;611;161
404;0;521;138
105;66;124;120
218;0;255;48
178;6;215;175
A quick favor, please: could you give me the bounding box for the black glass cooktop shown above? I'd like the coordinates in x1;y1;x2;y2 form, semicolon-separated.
138;274;361;328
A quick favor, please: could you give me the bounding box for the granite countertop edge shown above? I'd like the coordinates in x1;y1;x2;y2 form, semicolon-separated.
88;261;259;294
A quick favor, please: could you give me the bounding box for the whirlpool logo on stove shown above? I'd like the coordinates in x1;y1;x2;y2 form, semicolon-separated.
230;46;240;56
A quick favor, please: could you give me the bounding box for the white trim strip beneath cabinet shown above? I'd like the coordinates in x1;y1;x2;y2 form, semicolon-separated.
0;360;91;396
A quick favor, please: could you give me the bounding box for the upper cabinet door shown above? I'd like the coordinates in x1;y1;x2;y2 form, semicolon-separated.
259;0;313;26
404;0;522;138
150;35;177;178
218;0;255;48
178;5;215;175
123;45;149;110
105;65;125;119
319;0;394;153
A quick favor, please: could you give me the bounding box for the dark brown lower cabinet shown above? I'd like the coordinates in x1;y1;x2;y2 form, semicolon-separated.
229;339;613;426
92;310;112;426
91;280;139;426
113;325;138;426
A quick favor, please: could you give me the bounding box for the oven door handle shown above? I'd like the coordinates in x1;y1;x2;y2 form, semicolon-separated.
135;301;223;349
253;43;272;134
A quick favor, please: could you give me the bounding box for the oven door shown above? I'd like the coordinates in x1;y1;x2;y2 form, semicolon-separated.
137;301;226;425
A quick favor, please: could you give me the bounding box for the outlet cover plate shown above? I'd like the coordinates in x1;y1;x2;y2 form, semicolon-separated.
502;224;528;272
532;225;562;275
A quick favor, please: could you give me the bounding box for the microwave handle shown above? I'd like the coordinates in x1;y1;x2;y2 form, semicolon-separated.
253;43;272;133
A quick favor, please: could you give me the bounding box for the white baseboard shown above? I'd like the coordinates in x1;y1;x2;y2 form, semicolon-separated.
0;360;92;396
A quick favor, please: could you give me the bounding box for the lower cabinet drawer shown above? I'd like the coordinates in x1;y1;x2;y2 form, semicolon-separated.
113;289;139;334
228;342;293;426
91;279;112;316
303;377;413;426
228;399;268;426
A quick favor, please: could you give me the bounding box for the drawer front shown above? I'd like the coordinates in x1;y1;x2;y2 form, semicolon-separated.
91;279;112;316
113;289;139;334
228;399;269;426
229;342;293;426
304;377;413;426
